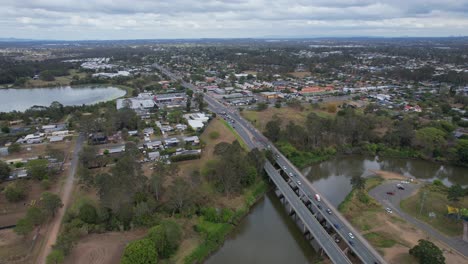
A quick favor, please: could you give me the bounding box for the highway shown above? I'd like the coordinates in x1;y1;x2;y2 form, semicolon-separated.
153;63;386;264
264;161;351;264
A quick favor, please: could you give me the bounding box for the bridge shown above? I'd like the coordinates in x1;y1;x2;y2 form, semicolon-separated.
153;63;386;264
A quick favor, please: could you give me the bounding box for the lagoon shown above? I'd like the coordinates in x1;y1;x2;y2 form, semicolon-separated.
0;86;126;112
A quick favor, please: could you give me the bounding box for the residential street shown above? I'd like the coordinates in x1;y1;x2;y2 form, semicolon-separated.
37;134;85;264
369;181;468;257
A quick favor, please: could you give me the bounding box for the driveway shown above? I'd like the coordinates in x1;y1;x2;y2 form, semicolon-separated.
369;181;468;257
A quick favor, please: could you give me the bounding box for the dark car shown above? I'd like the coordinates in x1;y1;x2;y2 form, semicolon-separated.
317;204;322;210
386;191;395;195
348;240;355;246
397;186;405;190
333;223;340;229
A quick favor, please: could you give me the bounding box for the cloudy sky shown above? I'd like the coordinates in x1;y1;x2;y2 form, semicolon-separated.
1;0;468;40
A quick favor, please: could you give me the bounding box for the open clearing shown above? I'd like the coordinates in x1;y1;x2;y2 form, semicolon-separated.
64;230;147;264
340;177;467;263
241;105;333;131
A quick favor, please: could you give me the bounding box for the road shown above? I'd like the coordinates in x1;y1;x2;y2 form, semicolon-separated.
369;181;468;257
265;162;352;264
154;63;386;264
37;134;85;264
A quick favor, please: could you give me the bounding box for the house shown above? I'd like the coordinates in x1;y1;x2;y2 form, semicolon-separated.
175;124;187;131
143;127;154;135
148;151;160;161
144;140;163;150
128;130;138;136
89;133;108;145
299;86;334;96
164;138;180;147
260;92;279;99
49;135;65;142
103;145;126;155
183;136;200;145
8;169;28;180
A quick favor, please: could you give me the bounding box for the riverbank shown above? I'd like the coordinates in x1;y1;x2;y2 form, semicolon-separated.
338;173;468;263
182;180;268;263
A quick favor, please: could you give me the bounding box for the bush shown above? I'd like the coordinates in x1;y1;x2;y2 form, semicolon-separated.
8;143;21;153
209;131;220;140
46;249;64;264
41;179;51;190
121;238;158;264
170;154;200;162
78;203;98;224
4;181;26;202
147;220;182;259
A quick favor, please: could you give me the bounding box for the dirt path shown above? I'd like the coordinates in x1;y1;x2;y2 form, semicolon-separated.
36;134;84;264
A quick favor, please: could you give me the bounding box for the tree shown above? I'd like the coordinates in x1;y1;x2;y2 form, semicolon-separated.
166;178;193;214
409;239;445;264
264;118;281;142
26;159;49;180
350;175;365;190
256;102;268;111
4;181;26;202
121;238;158;264
14;217;33;236
40;71;55;81
148;220;182;258
8;143;21;153
194;93;205;111
0;160;11;181
40;192;63;217
46;249;64;264
455;139;468;164
414;127;447;157
447;184;464;202
26;206;46;225
78;203;98;224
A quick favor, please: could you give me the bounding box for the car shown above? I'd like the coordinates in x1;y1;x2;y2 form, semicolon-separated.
348;240;355;246
326;208;332;215
386;191;395;195
317;204;322;210
385;207;393;214
297;181;302;185
289;172;294;177
335;238;340;243
283;166;287;170
333;223;340;229
397;185;405;190
348;232;355;239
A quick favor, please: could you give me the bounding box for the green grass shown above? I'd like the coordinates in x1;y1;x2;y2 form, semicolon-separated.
276;141;335;168
400;185;466;237
220;119;249;151
364;232;397;248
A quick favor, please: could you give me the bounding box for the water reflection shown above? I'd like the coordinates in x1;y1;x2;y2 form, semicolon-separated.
305;156;468;207
205;191;318;264
0;86;126;112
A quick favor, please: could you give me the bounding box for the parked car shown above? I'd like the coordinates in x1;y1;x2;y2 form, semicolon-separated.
348;232;355;239
397;185;405;190
297;181;302;185
386;191;395;195
385;207;393;214
326;208;332;215
333;223;340;229
317;204;322;210
335;237;340;243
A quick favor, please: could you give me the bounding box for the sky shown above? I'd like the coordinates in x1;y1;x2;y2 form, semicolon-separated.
1;0;468;40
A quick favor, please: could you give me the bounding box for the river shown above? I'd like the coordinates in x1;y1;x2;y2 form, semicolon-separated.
0;85;126;112
206;156;468;262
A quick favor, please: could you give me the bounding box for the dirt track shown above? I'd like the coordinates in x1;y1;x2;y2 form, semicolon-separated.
36;135;84;264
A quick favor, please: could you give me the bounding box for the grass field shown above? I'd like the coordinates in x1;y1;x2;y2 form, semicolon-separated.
241;104;333;131
400;185;467;237
25;70;87;87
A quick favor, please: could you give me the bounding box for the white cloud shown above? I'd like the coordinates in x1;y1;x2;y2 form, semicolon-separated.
0;0;467;39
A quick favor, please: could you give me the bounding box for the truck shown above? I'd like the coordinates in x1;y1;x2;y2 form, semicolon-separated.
315;194;321;202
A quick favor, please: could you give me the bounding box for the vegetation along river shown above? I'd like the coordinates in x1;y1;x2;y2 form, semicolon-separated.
207;156;468;262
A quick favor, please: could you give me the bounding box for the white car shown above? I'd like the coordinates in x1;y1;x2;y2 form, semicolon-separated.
297;181;302;185
348;232;355;239
385;208;393;214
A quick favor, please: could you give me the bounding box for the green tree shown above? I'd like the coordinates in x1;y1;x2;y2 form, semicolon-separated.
8;143;21;153
447;184;464;202
78;203;98;224
256;102;268;111
40;192;63;217
26;159;49;180
4;181;26;202
26;206;46;225
414;127;447;157
194;93;205;111
40;70;55;81
455;139;468;164
409;239;445;264
0;160;11;181
148;220;182;258
350;175;365;190
14;217;33;235
264;118;281;142
121;238;158;264
46;249;64;264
